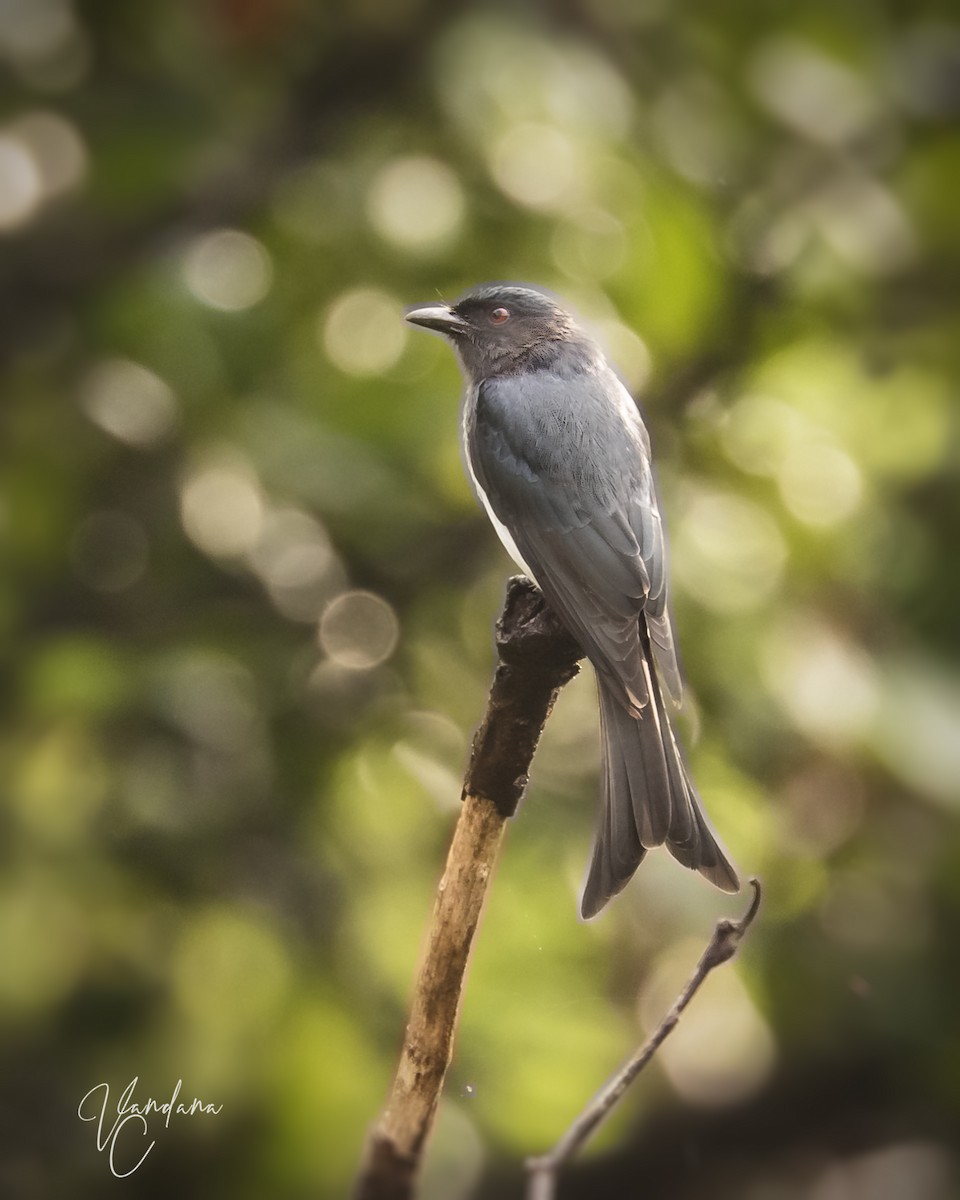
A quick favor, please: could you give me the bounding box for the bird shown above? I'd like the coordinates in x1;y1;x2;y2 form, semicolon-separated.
405;283;739;919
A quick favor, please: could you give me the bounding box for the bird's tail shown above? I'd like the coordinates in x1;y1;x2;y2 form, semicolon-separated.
580;660;739;920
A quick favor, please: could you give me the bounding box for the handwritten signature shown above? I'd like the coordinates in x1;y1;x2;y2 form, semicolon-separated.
78;1077;222;1178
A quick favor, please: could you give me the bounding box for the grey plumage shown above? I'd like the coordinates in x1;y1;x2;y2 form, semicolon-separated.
406;284;738;918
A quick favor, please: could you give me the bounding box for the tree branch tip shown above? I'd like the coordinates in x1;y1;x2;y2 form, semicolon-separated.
704;878;763;968
741;876;763;931
506;573;539;596
496;576;583;664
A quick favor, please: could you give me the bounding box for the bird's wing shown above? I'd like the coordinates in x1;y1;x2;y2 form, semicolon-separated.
468;371;683;709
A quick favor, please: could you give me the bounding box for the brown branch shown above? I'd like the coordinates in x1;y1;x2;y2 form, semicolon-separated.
354;577;583;1200
526;878;763;1200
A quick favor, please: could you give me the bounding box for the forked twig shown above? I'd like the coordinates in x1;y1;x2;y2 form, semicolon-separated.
526;879;763;1200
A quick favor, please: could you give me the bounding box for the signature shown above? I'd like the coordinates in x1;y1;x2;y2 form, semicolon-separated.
78;1077;222;1178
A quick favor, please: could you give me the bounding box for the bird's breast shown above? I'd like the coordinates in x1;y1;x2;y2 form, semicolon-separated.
461;386;539;583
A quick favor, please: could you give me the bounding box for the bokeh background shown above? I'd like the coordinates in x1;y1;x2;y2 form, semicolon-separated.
1;1;959;1197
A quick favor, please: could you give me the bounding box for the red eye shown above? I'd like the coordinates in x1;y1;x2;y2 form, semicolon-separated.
489;307;510;325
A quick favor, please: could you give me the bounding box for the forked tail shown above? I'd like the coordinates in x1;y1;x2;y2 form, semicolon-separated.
580;663;739;919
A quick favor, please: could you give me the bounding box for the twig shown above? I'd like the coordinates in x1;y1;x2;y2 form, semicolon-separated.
354;577;583;1200
526;878;763;1200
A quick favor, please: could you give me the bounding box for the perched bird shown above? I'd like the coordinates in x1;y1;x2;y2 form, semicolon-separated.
405;284;738;918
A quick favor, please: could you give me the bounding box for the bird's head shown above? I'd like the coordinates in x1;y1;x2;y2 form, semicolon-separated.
405;284;592;379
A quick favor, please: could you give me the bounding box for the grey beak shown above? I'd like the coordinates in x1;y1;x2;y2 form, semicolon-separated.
404;304;467;336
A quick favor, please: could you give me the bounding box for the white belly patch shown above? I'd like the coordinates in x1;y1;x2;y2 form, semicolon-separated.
462;412;539;585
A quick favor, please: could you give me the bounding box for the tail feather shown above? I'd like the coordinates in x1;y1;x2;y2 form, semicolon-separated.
580;661;738;920
623;656;673;847
596;694;646;886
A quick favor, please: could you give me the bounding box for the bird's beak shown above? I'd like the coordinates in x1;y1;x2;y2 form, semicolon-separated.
404;304;468;336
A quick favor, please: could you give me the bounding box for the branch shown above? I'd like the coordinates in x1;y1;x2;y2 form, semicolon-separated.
526;878;763;1200
354;577;583;1200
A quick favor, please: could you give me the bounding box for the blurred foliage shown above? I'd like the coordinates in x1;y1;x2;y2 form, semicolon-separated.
1;1;959;1198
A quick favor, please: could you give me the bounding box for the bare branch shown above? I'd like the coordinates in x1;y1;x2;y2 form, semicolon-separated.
354;577;583;1200
526;879;763;1200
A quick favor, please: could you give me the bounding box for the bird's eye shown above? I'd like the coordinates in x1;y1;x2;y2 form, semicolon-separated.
489;307;510;325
